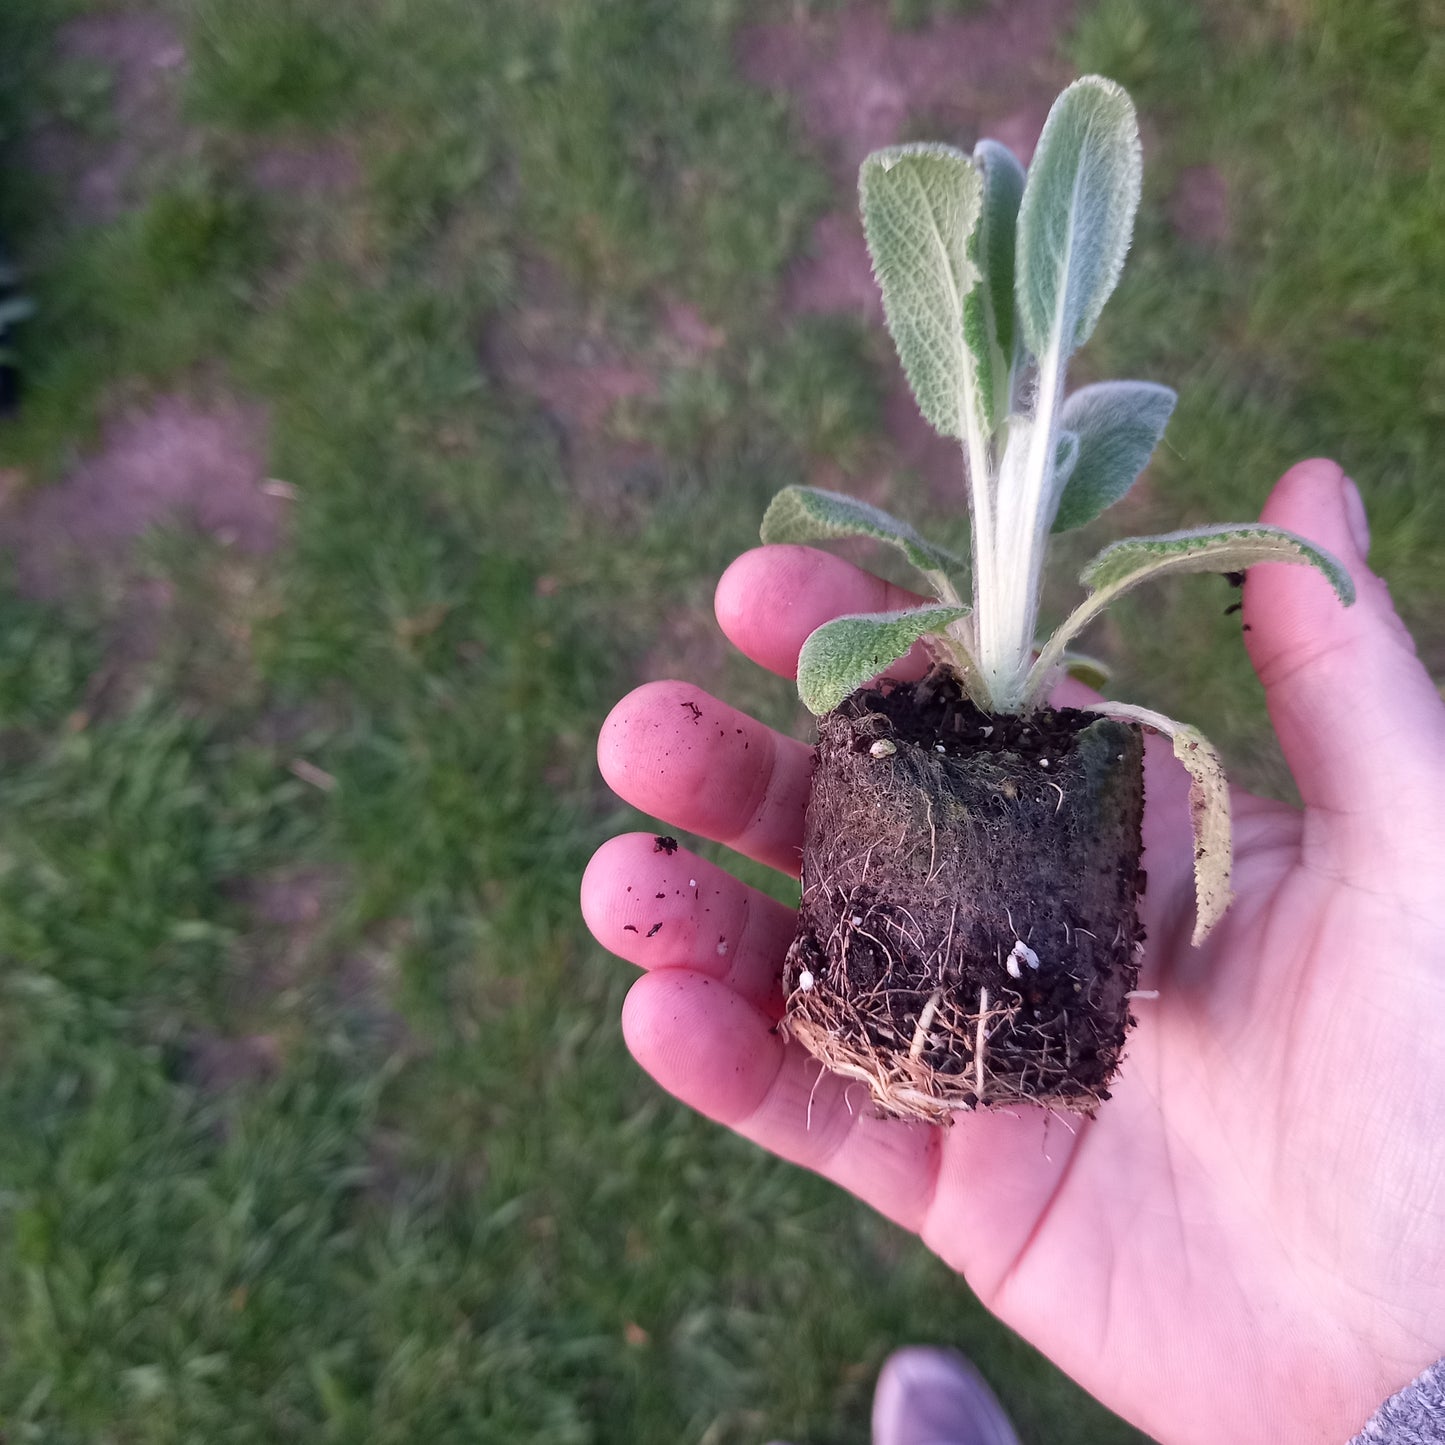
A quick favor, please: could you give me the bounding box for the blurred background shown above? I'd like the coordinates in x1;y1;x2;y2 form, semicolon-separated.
0;0;1439;1440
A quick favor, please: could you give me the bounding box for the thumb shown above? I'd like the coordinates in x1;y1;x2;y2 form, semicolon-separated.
1243;458;1445;849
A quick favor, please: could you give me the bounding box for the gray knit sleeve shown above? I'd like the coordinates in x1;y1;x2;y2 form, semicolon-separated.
1349;1360;1445;1443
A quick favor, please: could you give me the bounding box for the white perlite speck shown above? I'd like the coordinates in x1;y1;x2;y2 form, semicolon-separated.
1005;939;1041;978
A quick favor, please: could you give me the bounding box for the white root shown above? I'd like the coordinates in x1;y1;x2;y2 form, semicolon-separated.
909;988;944;1060
974;987;990;1103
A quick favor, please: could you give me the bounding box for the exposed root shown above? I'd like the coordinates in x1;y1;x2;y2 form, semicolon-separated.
974;987;989;1105
781;1007;1108;1125
782;892;1116;1124
909;988;943;1060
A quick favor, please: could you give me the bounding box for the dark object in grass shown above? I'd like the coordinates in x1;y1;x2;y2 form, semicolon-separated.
783;674;1145;1120
0;246;34;421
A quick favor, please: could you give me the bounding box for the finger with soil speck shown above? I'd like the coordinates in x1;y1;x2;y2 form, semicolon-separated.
598;680;813;874
581;833;795;1009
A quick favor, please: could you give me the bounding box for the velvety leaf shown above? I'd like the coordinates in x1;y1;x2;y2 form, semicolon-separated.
1081;524;1356;600
1052;381;1176;532
1061;652;1111;690
1086;702;1233;944
796;605;970;715
963;138;1026;428
1053;429;1080;495
761;486;963;576
1015;77;1142;361
1024;523;1354;702
860;144;983;439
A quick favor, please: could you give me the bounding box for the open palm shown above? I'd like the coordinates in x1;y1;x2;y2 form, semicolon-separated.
582;461;1445;1445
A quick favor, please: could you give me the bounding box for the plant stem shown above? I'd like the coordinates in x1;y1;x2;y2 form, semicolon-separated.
984;343;1065;710
961;377;1000;712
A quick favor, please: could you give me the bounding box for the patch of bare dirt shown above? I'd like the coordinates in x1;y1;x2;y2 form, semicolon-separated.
226;865;414;1053
482;262;656;432
659;298;727;359
0;393;282;600
241;863;346;931
741;0;1072;319
248;139;361;197
183;1031;282;1095
226;864;348;992
643;604;733;687
1169;164;1231;247
26;15;359;224
737;0;1074;183
0;391;288;711
27;11;194;223
480;261;667;522
779;210;881;322
333;939;412;1053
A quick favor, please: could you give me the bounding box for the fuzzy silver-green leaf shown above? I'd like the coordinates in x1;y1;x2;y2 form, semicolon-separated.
964;139;1026;428
860;144;984;440
1024;524;1354;704
1015;76;1142;361
797;605;970;716
761;486;963;576
1061;652;1111;690
1053;429;1080;495
1052;381;1176;532
1087;702;1232;944
1082;525;1356;600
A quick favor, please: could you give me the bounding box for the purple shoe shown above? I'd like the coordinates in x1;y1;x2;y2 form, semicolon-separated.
871;1347;1022;1445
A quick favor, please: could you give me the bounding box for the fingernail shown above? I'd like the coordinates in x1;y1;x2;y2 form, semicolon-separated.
1342;476;1370;559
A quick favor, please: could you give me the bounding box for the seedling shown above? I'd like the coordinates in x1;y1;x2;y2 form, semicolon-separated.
760;77;1353;1119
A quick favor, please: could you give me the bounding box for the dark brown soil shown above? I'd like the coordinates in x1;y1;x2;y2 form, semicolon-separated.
783;672;1146;1120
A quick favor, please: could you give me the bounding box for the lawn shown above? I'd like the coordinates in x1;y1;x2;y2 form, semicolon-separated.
0;0;1439;1440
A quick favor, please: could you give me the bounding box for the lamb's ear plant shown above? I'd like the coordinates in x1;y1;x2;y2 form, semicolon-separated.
761;77;1354;1120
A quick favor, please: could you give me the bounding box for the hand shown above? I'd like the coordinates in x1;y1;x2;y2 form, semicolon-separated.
581;459;1445;1445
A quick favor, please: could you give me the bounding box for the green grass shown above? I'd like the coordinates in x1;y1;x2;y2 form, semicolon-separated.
0;0;1440;1439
